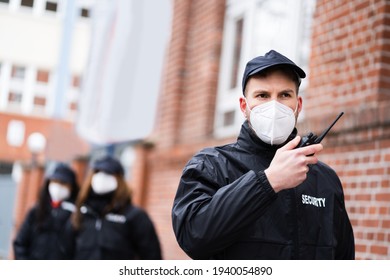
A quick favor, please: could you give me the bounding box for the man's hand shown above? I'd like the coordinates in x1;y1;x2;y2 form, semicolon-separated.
264;136;323;193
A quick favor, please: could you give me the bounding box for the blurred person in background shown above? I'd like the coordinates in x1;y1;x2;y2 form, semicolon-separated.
65;155;162;260
13;163;79;259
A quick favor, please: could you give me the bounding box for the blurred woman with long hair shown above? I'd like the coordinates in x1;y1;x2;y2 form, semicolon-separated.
66;155;162;260
13;163;79;259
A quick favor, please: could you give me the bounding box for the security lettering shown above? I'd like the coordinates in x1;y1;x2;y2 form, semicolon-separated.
106;213;126;224
302;194;325;207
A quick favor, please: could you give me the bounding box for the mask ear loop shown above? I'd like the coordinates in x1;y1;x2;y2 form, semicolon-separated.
292;99;300;124
244;98;252;119
293;100;299;114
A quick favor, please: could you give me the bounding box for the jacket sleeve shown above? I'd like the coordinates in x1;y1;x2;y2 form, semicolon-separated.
171;153;277;259
129;207;162;260
321;163;355;259
334;181;355;259
13;209;36;259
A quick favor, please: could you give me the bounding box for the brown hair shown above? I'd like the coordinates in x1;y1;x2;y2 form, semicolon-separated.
71;170;132;230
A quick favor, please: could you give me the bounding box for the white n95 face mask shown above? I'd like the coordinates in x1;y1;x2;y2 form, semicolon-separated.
91;172;118;194
48;182;71;202
248;100;297;145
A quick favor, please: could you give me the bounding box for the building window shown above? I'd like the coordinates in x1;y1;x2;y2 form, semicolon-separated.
230;18;243;89
69;101;77;111
72;75;81;88
32;93;47;113
7;64;26;112
6;120;25;147
33;96;46;106
80;7;90;18
33;69;50;113
45;1;57;12
36;69;49;83
66;74;81;118
223;110;236;127
8;91;22;104
214;0;316;138
11;66;25;79
21;0;34;8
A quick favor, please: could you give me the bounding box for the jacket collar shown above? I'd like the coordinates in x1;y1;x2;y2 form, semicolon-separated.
237;120;298;155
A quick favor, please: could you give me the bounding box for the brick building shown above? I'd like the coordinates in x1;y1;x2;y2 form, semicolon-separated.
8;0;390;260
133;0;390;260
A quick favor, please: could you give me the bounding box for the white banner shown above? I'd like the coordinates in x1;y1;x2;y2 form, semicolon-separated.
76;0;172;145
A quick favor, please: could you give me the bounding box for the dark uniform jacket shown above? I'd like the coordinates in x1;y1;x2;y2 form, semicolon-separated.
172;121;355;259
13;201;76;259
67;201;162;260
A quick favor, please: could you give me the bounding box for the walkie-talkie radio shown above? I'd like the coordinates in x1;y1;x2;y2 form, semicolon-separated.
297;112;344;148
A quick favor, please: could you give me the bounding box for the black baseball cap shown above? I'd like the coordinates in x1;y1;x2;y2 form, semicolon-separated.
92;155;124;176
242;50;306;94
48;163;76;185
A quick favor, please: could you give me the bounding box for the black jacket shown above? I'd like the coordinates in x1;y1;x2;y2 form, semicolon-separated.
172;121;355;259
13;201;76;260
66;203;162;260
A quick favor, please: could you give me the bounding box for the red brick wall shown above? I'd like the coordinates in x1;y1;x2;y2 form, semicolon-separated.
154;0;225;149
306;0;390;259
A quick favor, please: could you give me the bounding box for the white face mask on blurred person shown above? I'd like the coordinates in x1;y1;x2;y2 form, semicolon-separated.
91;172;118;194
247;100;297;145
48;182;70;202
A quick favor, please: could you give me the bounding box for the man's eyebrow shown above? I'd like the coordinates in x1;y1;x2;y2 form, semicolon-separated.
252;89;270;94
277;89;296;95
279;88;295;93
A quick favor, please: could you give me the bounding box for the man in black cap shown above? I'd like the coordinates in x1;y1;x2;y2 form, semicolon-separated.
172;50;355;259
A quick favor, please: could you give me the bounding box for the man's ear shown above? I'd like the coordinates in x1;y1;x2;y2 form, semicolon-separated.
297;96;303;114
239;97;248;118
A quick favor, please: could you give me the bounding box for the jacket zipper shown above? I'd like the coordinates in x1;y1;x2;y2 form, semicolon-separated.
81;205;103;231
291;188;299;259
95;219;102;230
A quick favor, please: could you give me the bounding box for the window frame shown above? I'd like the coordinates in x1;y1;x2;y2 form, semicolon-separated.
214;0;316;138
